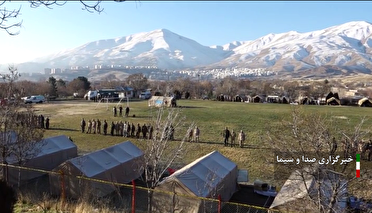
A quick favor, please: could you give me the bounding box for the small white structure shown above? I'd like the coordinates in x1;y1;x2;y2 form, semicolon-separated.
4;135;78;185
152;151;238;213
49;141;144;199
148;96;176;107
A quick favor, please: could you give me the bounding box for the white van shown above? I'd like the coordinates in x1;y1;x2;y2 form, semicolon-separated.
140;91;152;99
86;90;98;100
24;95;45;104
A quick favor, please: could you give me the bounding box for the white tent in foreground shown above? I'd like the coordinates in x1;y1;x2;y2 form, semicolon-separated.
269;168;347;213
5;135;78;185
49;141;144;199
152;151;238;213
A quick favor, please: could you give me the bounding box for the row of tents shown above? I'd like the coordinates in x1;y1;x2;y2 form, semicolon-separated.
1;134;239;212
217;92;372;107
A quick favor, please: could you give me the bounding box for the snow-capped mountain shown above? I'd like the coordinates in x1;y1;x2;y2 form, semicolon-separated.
31;29;227;70
9;21;372;76
207;21;372;73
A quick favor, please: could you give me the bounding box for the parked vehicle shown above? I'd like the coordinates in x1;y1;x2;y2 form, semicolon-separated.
139;91;152;99
24;95;45;104
253;180;277;197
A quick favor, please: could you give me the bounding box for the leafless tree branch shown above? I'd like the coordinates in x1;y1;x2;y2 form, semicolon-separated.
0;0;120;35
0;5;22;35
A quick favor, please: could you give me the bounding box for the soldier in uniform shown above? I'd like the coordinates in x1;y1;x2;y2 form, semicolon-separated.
230;129;236;147
223;127;230;146
136;123;141;138
92;119;96;134
113;106;117;117
87;120;92;134
127;122;131;137
131;123;135;137
45;117;50;130
125;106;130;117
142;123;148;139
119;105;123;117
103;120;108;135
123;121;128;137
188;128;194;142
81;118;86;133
238;130;245;148
115;121;120;136
110;121;115;136
97;119;101;134
194;126;200;143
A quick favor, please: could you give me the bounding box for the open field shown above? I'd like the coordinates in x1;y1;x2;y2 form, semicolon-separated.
12;98;372;212
31;99;372;186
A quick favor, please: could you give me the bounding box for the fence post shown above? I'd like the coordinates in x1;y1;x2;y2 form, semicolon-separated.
218;195;221;213
59;170;65;207
132;180;136;213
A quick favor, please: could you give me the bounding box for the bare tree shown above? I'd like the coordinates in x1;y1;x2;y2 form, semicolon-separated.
0;1;116;35
0;67;44;185
142;107;195;213
266;106;371;213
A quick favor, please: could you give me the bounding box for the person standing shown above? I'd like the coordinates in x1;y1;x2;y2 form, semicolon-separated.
87;120;92;134
238;130;246;148
110;121;115;136
131;123;135;137
230;129;236;147
119;105;123;117
81;118;86;133
142;123;148;139
97;119;101;134
194;126;200;143
127;122;131;137
113;106;117;117
45;117;50;130
136;123;141;138
40;115;45;129
123;121;128;137
223;127;230;147
103;120;108;135
92;119;96;134
125;106;130;117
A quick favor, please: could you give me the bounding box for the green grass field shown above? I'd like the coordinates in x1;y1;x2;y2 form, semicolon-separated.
33;99;372;187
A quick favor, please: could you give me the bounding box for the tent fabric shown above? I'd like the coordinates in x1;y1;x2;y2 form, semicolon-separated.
270;168;347;212
152;151;238;213
5;135;78;185
358;97;372;107
326;97;341;105
49;141;144;198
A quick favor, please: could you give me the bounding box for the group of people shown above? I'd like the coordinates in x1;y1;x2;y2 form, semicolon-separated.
222;127;246;148
112;105;130;117
188;126;200;143
80;118;177;140
15;113;50;130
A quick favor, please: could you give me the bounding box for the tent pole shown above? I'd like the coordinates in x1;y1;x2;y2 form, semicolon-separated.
132;179;136;213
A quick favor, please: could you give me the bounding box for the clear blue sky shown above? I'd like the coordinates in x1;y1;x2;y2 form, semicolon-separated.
0;1;371;64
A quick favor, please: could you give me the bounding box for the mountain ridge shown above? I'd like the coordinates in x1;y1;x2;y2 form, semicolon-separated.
6;21;372;77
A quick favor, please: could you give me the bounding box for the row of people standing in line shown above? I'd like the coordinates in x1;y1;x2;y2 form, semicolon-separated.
223;127;246;148
80;118;176;140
